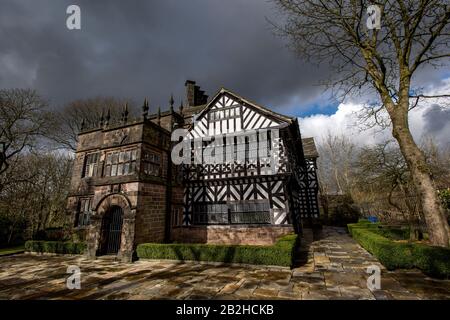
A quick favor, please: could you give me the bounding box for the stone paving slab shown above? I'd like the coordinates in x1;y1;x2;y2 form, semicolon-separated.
0;227;449;300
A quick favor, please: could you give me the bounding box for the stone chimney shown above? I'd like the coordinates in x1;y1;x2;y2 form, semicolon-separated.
185;80;208;107
185;80;196;106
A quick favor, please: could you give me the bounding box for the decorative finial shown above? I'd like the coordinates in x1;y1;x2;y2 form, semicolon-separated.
105;108;111;126
179;100;184;115
169;94;174;112
157;106;161;125
99;110;104;127
142;98;149;120
122;102;129;124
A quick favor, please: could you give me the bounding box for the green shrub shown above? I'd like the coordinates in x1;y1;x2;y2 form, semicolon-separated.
136;234;298;267
376;227;410;240
25;240;86;255
348;222;450;278
438;188;450;209
0;216;26;247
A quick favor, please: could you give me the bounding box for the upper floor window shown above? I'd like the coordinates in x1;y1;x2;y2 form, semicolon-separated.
104;149;137;177
209;107;240;121
83;152;99;177
142;151;161;176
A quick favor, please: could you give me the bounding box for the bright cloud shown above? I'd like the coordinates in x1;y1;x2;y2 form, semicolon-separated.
299;78;450;148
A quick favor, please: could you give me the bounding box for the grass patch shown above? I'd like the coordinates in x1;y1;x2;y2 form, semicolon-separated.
136;234;298;267
0;245;25;256
25;240;86;255
348;222;450;278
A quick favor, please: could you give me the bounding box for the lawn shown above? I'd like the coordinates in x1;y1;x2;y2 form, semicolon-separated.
0;245;25;256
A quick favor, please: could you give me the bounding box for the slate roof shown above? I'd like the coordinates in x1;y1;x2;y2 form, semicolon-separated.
182;104;206;123
302;137;319;158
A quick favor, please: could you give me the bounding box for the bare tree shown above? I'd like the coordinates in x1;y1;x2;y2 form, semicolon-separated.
0;152;73;244
355;141;424;239
318;133;356;195
0;89;52;178
52;97;136;151
316;133;356;224
421;136;450;189
273;0;450;246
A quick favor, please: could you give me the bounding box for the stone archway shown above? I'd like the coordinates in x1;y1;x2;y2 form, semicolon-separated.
86;193;136;262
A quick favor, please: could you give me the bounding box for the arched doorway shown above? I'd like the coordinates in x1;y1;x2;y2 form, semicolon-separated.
97;205;124;255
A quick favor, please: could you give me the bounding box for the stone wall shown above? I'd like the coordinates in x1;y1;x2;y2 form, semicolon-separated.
171;225;295;245
68;118;176;260
134;182;167;244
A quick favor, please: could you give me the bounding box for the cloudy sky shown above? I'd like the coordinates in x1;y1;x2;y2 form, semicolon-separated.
300;79;450;148
1;0;449;147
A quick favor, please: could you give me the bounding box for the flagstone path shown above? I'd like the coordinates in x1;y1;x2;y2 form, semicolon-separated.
0;227;449;300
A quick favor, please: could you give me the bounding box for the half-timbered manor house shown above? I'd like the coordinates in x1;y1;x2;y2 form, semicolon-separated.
67;80;319;261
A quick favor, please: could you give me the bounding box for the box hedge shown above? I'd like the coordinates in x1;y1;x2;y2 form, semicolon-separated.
25;240;86;255
136;234;298;267
348;222;450;278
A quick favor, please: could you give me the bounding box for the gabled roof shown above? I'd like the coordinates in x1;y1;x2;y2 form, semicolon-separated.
193;87;295;125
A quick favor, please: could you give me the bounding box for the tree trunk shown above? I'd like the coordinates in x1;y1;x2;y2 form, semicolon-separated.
7;220;16;245
391;107;450;247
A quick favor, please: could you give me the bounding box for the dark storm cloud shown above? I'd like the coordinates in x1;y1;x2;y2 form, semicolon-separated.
0;0;330;115
422;104;450;135
0;0;448;117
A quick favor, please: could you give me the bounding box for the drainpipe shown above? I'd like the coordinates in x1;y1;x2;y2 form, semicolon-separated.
164;120;178;243
164;148;172;243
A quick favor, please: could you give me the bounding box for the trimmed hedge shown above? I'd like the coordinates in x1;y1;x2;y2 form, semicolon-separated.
136;234;298;267
348;222;450;278
25;240;86;255
354;220;410;240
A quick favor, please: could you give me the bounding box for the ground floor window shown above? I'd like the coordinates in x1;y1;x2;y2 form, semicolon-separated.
76;197;92;227
171;206;184;227
192;199;271;225
229;200;271;224
193;203;229;224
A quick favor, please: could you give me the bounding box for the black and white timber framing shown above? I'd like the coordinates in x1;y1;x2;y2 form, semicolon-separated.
182;88;319;231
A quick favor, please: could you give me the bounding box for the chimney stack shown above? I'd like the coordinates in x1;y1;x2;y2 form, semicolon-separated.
185;80;196;106
185;80;208;107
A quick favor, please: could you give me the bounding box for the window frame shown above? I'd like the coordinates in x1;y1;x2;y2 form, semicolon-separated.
83;152;99;178
76;197;92;227
192;199;271;225
104;149;137;177
142;150;162;177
